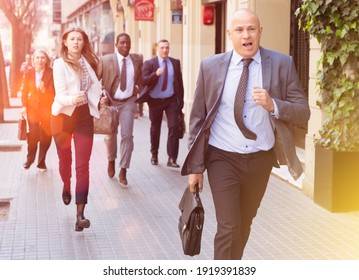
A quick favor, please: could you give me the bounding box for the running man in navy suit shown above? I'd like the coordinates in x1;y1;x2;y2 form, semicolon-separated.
141;39;184;168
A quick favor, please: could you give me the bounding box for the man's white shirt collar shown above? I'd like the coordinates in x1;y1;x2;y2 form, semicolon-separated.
232;49;261;65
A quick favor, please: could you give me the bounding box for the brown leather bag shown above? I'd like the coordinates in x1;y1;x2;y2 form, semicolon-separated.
178;185;204;256
18;118;27;140
94;105;118;134
94;89;118;134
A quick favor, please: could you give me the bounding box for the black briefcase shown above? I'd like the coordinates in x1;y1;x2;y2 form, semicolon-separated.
178;185;204;256
178;111;186;139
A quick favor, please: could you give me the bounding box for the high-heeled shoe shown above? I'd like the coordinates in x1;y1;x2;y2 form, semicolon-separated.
75;215;90;232
62;187;72;205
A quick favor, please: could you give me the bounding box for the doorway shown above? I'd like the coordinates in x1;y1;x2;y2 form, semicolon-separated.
290;0;310;149
214;1;226;54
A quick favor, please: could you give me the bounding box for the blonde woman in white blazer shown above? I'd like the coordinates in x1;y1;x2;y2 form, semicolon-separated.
51;27;102;232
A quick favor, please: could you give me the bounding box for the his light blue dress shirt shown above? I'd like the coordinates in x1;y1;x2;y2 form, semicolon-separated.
150;56;175;99
208;50;277;154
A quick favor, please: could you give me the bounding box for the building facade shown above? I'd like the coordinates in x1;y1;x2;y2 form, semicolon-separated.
60;0;321;201
60;0;115;55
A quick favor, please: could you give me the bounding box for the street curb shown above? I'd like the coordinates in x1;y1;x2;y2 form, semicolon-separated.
0;140;23;152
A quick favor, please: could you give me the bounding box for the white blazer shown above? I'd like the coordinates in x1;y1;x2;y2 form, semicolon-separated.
52;57;101;118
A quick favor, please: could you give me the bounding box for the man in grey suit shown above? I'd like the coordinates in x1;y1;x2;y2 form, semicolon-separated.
181;9;310;259
99;33;143;186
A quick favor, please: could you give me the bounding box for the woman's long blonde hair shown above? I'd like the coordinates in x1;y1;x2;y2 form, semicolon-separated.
32;49;52;69
60;26;99;75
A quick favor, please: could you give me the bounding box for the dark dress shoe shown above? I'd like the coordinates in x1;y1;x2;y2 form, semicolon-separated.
151;156;158;165
167;158;180;168
62;187;72;205
107;160;115;178
23;161;32;169
119;168;128;186
75;215;90;232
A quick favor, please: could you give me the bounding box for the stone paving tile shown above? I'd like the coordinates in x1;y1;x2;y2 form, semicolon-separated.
0;101;359;260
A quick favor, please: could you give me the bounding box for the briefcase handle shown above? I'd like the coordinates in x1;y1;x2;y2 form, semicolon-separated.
101;86;115;105
194;184;200;197
193;184;203;208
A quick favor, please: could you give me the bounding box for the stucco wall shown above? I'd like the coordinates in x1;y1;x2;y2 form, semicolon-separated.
61;0;88;21
256;0;291;54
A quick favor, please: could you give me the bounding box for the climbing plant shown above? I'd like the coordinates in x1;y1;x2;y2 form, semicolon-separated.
296;0;359;151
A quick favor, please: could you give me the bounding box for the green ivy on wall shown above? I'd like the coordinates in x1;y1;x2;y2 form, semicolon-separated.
296;0;359;151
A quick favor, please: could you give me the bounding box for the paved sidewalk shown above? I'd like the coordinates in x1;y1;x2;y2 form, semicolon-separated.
1;99;359;260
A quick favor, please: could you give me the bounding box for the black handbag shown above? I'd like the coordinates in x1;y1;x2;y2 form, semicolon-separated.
178;185;204;256
94;90;118;134
18;118;27;140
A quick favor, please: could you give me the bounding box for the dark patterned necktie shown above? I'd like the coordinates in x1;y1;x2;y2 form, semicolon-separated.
120;58;126;91
234;58;257;140
162;59;168;91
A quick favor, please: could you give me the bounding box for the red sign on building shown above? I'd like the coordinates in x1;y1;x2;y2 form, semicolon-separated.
135;0;155;21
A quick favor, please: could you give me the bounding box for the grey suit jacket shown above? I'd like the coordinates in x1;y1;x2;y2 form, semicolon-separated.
98;53;143;100
181;47;311;180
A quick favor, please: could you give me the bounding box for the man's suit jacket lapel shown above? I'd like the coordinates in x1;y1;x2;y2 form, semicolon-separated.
153;56;159;71
260;47;272;94
214;51;231;98
209;51;232;116
130;53;141;85
110;54;120;90
135;56;158;103
201;51;232;132
111;54;120;77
